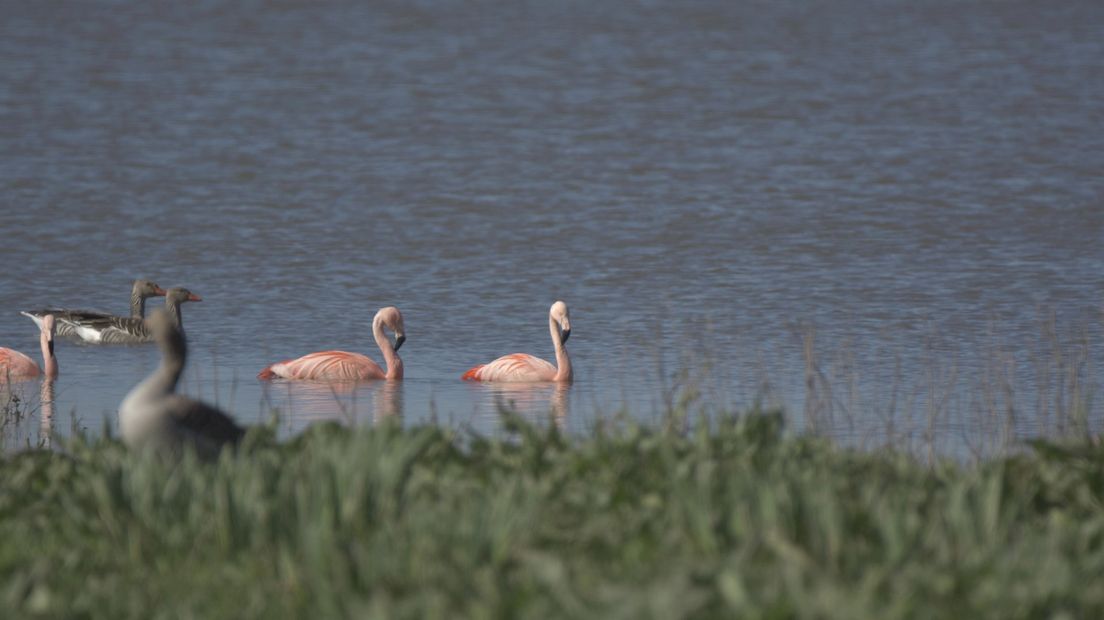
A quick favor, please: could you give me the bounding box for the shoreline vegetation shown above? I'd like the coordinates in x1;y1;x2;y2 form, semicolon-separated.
1;411;1102;618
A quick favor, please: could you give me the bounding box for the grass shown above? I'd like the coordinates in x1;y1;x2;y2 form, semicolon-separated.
0;411;1102;619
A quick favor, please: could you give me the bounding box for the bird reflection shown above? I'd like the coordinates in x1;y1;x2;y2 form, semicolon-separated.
372;380;403;422
38;379;55;449
261;379;403;429
485;382;570;429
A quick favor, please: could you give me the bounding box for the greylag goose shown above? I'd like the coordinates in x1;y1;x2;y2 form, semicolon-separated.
62;287;201;344
462;301;573;382
258;306;405;380
0;314;58;381
119;308;243;456
22;279;166;338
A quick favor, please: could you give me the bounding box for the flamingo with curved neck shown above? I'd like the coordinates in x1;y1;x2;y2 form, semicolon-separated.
0;314;58;381
119;309;244;456
258;306;406;381
462;301;573;382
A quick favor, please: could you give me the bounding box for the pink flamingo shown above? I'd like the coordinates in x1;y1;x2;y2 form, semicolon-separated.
0;314;59;380
258;306;406;381
462;301;573;383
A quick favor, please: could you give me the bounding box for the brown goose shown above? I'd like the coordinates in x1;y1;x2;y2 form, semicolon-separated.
119;308;244;457
21;279;166;338
61;287;202;344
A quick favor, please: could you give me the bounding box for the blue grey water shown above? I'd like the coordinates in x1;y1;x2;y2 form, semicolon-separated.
1;0;1102;455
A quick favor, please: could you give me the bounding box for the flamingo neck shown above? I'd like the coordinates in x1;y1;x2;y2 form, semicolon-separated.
131;286;145;318
373;318;403;380
549;316;572;382
40;329;58;378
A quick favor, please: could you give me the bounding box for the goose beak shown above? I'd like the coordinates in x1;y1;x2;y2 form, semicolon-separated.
187;293;203;302
394;334;406;352
153;286;168;296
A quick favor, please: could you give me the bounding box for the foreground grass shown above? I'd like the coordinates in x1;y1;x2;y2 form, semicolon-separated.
1;413;1102;619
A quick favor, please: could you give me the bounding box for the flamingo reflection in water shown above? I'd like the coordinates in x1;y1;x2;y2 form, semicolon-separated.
0;378;58;451
478;382;571;430
39;379;54;449
262;379;404;429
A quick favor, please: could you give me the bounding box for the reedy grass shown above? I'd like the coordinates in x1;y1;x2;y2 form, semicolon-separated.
1;411;1103;619
791;308;1101;460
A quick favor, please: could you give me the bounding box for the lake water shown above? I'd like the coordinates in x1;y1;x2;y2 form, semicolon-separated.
2;0;1102;455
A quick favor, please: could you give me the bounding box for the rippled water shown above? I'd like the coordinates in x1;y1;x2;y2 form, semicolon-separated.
2;0;1102;453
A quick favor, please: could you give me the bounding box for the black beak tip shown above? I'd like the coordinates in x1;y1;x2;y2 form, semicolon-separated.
394;335;406;351
561;328;571;343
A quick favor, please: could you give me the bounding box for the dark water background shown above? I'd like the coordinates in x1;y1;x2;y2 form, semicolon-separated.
2;0;1102;455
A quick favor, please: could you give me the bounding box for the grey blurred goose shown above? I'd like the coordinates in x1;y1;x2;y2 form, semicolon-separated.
22;279;166;338
61;287;201;344
119;308;244;456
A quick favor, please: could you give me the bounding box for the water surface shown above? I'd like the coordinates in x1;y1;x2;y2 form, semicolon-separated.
2;0;1102;454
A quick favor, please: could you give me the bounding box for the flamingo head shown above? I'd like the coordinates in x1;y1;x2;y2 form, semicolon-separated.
550;300;571;344
41;314;56;357
375;306;406;351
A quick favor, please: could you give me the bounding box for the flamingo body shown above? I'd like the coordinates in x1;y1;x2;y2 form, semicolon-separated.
259;351;386;381
462;353;557;382
0;314;58;381
462;301;573;383
258;306;406;382
0;348;42;379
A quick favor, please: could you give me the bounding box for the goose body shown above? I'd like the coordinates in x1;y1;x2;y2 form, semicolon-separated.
119;309;243;456
22;280;165;338
462;301;573;383
64;288;201;344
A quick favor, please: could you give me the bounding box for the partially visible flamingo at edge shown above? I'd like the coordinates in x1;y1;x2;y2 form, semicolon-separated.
0;314;59;381
258;306;406;381
462;300;573;383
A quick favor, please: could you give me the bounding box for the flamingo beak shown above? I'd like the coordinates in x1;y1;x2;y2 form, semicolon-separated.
187;293;203;302
560;325;571;344
394;334;406;352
